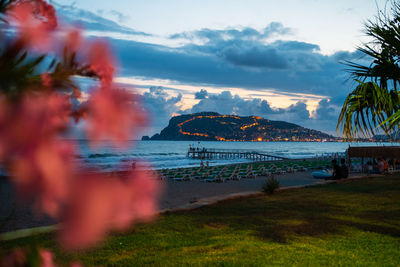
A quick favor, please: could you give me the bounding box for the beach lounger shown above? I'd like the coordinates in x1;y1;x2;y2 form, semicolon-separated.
182;174;193;181
231;173;240;180
312;169;332;179
246;172;255;179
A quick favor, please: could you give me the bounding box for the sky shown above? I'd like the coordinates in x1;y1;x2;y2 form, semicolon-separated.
54;0;388;137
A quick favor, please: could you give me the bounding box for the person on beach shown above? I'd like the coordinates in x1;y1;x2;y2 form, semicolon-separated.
200;161;204;168
378;158;385;173
382;158;389;173
329;159;342;180
340;158;349;178
366;161;373;174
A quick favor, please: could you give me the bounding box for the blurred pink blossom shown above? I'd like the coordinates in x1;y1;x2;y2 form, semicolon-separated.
41;73;53;88
64;28;83;52
0;248;57;267
11;0;57;29
40;249;56;267
0;248;26;266
1;0;161;255
86;87;146;144
59;170;160;249
86;40;115;86
9;0;57;50
0;93;74;216
11;141;75;217
0;93;71;156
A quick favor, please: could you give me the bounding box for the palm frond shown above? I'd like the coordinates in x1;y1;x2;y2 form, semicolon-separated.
338;1;400;138
337;81;399;138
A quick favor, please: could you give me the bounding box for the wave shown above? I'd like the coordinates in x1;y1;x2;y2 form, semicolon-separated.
287;152;315;155
88;153;120;158
131;152;181;157
85;152;182;159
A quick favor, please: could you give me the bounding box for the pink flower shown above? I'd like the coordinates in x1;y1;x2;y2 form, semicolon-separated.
1;248;57;267
10;0;57;30
1;248;26;266
86;87;146;144
41;73;53;88
86;40;115;86
0;93;75;216
9;1;58;51
11;141;75;217
0;1;161;255
59;169;160;249
0;93;71;156
36;0;58;29
40;249;56;267
64;28;83;52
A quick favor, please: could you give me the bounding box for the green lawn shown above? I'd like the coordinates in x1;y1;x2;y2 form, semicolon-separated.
1;176;400;266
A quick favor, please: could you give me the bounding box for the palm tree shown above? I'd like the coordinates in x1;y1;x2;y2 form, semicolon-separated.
337;1;400;139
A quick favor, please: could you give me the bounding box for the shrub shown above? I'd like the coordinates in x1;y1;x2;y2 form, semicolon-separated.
262;175;280;194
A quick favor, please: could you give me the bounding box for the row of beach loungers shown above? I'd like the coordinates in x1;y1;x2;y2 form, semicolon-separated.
144;160;332;183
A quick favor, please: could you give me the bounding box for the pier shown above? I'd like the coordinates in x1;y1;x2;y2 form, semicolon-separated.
187;148;287;161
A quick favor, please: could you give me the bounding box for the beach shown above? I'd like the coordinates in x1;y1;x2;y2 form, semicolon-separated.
1;158;329;234
158;170;319;210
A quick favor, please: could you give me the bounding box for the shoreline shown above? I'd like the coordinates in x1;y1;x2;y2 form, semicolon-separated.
0;158;339;234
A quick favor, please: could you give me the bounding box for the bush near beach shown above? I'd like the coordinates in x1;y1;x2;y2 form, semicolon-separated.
262;175;280;194
1;175;399;266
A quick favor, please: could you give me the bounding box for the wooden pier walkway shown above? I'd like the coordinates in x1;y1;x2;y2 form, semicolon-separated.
187;148;287;161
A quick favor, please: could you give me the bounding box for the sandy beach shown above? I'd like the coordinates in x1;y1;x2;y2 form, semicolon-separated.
0;165;322;234
159;171;319;210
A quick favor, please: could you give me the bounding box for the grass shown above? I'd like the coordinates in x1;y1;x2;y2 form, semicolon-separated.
1;175;400;266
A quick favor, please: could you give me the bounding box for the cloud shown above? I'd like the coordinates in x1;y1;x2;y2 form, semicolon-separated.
170;22;292;41
220;45;289;69
183;37;326;71
187;91;282;119
312;99;341;120
54;2;151;36
52;6;360;134
141;86;182;128
194;89;208;99
181;91;344;135
53;7;360;101
112;35;357;98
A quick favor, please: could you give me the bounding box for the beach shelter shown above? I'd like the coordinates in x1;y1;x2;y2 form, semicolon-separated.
347;146;400;171
347;146;400;159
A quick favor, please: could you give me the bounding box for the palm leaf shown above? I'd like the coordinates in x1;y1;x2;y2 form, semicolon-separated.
338;1;400;138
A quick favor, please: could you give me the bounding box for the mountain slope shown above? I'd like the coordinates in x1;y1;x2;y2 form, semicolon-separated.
145;112;335;141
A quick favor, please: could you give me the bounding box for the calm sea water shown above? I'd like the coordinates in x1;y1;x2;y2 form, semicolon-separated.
71;140;397;171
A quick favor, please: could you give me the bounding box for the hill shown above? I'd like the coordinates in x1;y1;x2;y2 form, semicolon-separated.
144;112;336;141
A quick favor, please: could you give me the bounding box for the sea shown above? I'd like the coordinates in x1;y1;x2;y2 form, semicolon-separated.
71;140;399;171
